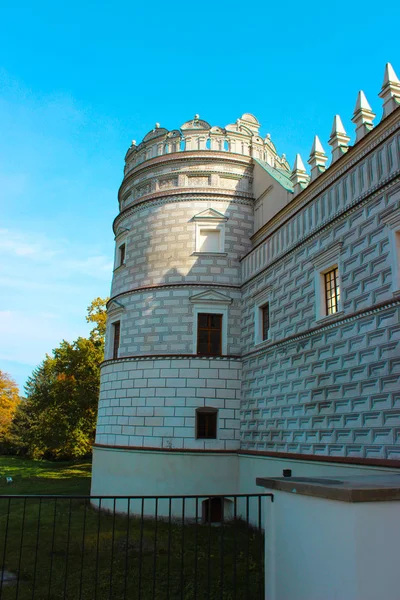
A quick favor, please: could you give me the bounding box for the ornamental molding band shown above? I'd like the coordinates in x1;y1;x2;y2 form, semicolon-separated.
92;63;400;506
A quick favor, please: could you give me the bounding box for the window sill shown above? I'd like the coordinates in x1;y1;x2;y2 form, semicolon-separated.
315;310;344;325
254;338;272;349
393;289;400;298
192;252;228;257
113;264;126;273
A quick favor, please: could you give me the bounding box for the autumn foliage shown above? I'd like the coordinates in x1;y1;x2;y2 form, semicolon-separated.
2;297;108;460
0;371;20;439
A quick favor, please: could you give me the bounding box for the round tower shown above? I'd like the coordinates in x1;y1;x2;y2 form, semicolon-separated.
91;114;289;506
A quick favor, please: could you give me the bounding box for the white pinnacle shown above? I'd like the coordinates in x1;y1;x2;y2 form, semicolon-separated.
293;153;306;172
354;91;373;113
329;115;350;162
352;91;375;142
290;153;309;195
330;115;347;137
382;62;400;86
310;135;325;155
379;62;400;118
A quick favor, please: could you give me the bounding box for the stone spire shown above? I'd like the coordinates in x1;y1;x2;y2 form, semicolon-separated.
290;154;310;194
328;115;350;162
308;136;328;181
379;63;400;118
352;91;375;142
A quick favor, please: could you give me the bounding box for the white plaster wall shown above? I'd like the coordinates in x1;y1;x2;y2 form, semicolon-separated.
91;446;240;517
266;490;400;600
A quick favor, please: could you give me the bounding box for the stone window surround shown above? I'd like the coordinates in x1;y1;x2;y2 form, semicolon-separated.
312;241;344;323
253;285;272;347
381;205;400;296
190;291;232;355
106;301;125;360
114;228;129;271
193;209;228;255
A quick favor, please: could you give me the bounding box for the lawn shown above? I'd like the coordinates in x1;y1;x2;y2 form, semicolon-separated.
0;456;92;495
0;457;264;599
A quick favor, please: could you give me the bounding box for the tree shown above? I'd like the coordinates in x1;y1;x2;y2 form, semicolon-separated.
86;297;108;343
23;337;104;459
14;297;109;460
0;371;20;439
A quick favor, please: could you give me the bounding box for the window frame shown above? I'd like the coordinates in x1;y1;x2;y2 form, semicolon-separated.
196;313;223;356
324;267;340;316
196;407;218;439
106;300;126;360
118;243;126;267
192;209;228;255
253;286;272;346
114;227;129;271
381;204;400;296
313;242;343;322
112;321;121;359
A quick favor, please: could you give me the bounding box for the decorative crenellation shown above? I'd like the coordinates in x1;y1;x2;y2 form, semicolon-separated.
290;62;399;189
242;126;400;283
124;113;290;175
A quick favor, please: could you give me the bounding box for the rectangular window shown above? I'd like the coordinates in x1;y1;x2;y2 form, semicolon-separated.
196;409;217;439
197;314;222;356
324;268;340;315
261;303;269;341
112;321;120;359
119;244;126;266
199;229;220;252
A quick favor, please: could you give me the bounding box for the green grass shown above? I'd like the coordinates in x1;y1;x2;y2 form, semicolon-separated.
0;457;264;599
0;456;91;495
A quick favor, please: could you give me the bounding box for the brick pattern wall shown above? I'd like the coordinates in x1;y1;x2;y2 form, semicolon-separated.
240;118;400;460
111;199;253;298
241;304;400;459
105;287;242;358
95;357;241;450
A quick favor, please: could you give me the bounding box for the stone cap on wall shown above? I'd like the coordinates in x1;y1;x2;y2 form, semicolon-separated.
256;474;400;502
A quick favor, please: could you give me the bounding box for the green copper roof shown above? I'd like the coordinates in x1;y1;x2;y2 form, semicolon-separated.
254;158;294;193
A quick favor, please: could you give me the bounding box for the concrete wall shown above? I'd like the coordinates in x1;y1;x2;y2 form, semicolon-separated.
265;490;400;600
239;453;400;496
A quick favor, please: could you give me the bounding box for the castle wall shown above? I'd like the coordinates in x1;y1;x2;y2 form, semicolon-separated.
110;197;252;297
95;357;241;450
240;115;400;461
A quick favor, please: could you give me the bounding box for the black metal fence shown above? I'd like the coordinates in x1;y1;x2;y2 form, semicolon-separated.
0;494;270;599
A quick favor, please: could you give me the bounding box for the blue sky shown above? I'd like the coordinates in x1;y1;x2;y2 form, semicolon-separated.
1;0;399;391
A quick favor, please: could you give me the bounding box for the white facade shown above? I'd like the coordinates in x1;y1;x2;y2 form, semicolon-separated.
91;66;400;500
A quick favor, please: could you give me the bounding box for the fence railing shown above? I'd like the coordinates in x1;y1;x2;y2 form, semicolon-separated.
0;494;271;600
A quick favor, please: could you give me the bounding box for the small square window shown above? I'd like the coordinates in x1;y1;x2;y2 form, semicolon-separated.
112;321;120;359
196;408;217;439
197;313;222;356
198;229;220;252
